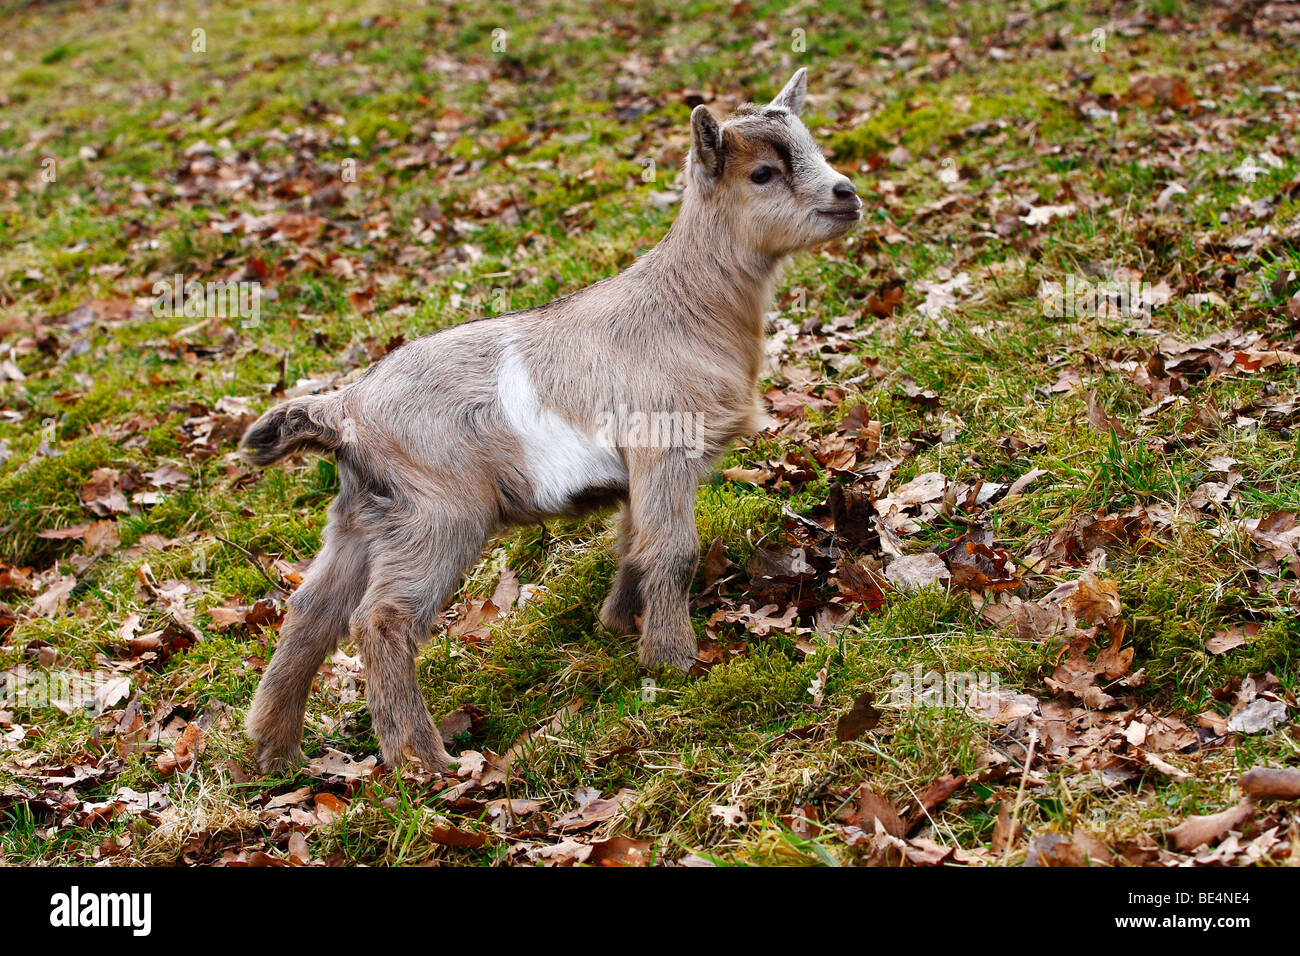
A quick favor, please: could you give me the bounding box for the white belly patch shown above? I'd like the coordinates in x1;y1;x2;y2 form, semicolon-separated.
496;345;626;512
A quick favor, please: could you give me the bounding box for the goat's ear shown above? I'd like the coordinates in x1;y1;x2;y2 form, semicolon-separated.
770;68;808;115
690;104;725;182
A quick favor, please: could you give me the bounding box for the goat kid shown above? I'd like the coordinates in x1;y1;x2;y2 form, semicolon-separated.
241;69;861;772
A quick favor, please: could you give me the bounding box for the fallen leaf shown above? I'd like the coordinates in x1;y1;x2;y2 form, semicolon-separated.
155;722;203;777
287;831;312;865
1167;799;1254;852
1227;698;1288;735
552;788;637;833
1207;623;1258;655
884;552;949;592
587;835;653;866
835;691;881;742
79;468;130;516
904;775;967;833
841;784;906;838
30;575;77;618
1240;767;1300;799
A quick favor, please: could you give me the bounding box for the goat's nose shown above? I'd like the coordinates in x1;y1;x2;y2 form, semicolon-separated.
833;179;858;201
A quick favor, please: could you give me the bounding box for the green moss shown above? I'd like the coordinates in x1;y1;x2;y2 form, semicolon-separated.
0;437;122;563
829;89;1071;160
678;648;811;729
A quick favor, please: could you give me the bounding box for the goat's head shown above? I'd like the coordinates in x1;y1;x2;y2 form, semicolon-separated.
685;69;861;258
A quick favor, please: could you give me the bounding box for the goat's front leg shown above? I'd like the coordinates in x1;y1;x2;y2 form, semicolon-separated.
624;454;703;671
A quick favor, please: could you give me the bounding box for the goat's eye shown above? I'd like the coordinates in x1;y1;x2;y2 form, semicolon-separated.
749;166;775;185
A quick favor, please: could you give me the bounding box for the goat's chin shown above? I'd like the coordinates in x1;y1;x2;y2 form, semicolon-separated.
810;215;859;244
765;217;858;257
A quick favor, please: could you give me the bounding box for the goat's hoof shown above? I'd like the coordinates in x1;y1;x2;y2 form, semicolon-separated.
254;740;307;775
638;635;698;673
381;725;451;773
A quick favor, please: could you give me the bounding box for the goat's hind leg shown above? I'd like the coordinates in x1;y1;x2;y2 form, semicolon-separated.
599;505;642;637
246;528;369;772
353;511;486;770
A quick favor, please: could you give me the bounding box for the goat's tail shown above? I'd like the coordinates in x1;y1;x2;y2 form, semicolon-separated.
240;394;347;466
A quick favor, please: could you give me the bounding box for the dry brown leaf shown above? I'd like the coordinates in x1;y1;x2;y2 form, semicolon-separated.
991;801;1021;853
79;467;130;516
552;788;637;833
842;784;906;839
587;835;654;866
835;691;881;742
155;722;203;777
1167;799;1254;852
1240;767;1300;799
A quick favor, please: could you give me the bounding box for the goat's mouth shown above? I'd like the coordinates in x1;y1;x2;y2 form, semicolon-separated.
817;207;862;222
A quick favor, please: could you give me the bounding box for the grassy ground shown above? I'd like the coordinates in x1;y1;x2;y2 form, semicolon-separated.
1;0;1298;866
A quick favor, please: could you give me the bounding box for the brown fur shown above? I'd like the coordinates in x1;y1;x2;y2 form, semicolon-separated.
242;70;860;772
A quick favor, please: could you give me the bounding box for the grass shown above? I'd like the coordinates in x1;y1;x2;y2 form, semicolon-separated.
1;0;1298;866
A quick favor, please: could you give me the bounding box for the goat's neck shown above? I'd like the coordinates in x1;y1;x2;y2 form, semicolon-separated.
635;193;781;365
